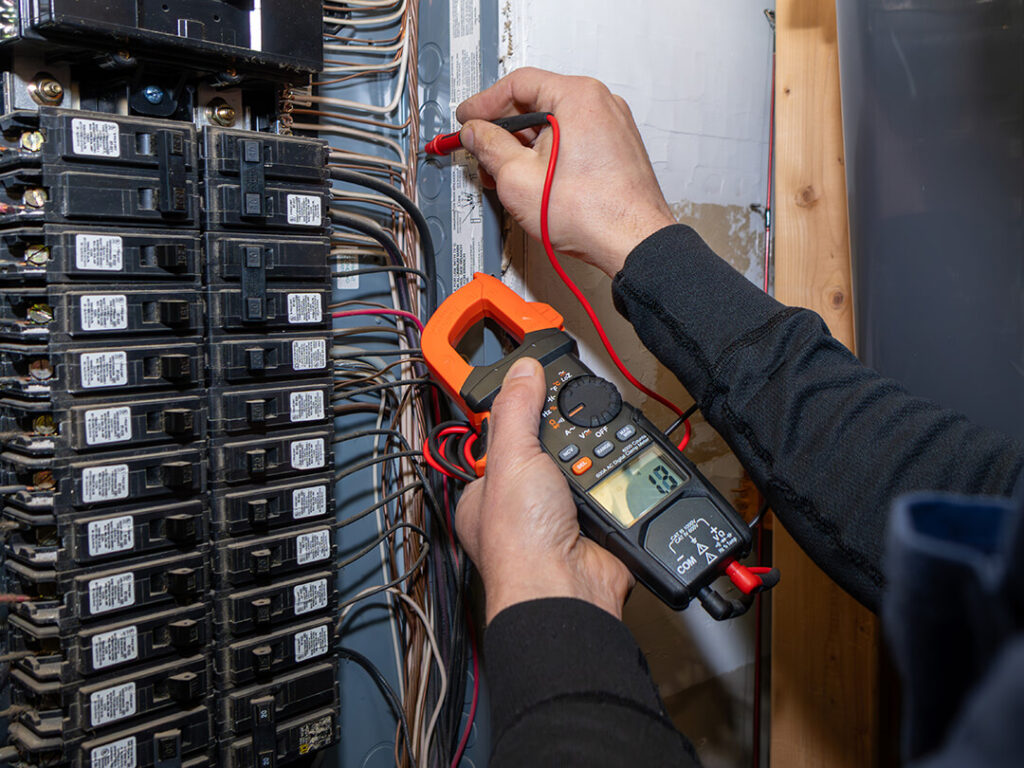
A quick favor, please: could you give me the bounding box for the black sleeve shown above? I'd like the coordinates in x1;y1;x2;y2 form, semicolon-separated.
484;597;700;768
611;224;1024;611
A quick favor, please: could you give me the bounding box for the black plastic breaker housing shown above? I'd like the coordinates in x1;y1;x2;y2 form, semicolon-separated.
8;602;211;680
4;497;209;570
209;426;332;485
0;339;205;398
218;661;338;738
215;523;337;589
222;706;339;768
10;654;210;740
208;333;331;386
215;570;338;637
204;234;330;285
209;380;331;435
0;226;201;283
216;615;335;687
207;285;329;332
212;474;333;537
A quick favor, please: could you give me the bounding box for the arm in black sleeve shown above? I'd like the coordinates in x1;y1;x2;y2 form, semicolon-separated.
611;224;1024;611
484;598;700;768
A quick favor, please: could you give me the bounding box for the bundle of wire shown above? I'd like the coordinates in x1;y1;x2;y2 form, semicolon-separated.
290;2;478;767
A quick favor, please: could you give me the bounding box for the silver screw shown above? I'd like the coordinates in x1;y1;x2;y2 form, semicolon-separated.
22;188;47;208
24;245;50;266
207;100;237;126
19;131;44;152
28;359;53;381
29;78;64;105
142;85;165;104
27;303;53;324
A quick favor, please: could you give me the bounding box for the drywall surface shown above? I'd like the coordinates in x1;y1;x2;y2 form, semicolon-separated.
496;3;774;766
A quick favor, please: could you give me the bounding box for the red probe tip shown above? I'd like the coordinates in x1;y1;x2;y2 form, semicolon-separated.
424;131;464;156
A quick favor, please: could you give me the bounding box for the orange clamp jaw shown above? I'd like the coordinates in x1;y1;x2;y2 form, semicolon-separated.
423;273;570;436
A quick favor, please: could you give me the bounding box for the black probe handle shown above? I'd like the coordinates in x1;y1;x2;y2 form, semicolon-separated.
491;112;553;133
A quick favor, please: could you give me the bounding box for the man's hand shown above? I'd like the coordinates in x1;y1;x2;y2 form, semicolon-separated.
456;67;675;278
456;357;633;623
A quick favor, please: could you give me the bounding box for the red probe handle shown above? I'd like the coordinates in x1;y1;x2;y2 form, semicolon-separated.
424;112;554;156
424;131;465;156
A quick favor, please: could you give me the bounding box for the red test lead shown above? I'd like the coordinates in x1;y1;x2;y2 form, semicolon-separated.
423;111;554;155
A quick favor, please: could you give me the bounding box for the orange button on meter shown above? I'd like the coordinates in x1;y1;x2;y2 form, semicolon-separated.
571;457;592;475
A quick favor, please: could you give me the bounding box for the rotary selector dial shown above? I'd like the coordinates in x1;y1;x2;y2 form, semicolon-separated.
557;375;623;427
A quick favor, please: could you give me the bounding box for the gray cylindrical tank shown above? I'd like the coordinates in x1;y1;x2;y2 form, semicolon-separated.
835;0;1023;441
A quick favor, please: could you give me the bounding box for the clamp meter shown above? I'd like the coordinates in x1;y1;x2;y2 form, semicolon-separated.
423;273;776;617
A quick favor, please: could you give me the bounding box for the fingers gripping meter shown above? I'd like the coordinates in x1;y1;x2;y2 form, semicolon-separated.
423;273;775;617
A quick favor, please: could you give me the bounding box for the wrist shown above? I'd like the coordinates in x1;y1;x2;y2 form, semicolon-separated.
596;211;677;278
483;563;624;623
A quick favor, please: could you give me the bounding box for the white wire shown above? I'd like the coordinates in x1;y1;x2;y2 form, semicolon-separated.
324;0;407;27
324;39;406;53
322;58;403;74
326;0;402;8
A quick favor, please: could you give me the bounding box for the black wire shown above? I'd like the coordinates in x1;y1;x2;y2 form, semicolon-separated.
336;482;423;528
337;520;429;570
330;264;430;286
332;347;422;360
337;646;416;767
329;211;415;317
330;168;438;315
335;545;430;615
332;377;438;402
334;450;422;483
665;403;700;438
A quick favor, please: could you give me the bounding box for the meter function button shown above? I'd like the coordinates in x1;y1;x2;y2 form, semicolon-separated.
615;424;636;442
558;444;580;462
593;440;614;458
557;375;623;427
571;456;593;475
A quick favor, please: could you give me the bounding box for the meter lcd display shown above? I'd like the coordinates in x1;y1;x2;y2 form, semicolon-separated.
589;445;686;527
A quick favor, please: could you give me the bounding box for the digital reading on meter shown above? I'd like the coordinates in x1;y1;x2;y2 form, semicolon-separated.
423;274;775;617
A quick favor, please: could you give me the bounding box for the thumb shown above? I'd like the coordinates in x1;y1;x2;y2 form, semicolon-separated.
486;357;546;476
460;119;531;181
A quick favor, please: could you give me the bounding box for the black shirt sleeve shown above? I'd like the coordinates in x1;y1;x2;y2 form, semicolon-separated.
484;597;700;768
611;224;1024;610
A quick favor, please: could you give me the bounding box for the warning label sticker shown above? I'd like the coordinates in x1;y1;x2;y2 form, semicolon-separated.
296;529;331;566
76;234;124;271
292;339;327;371
90;735;137;768
88;572;135;615
286;194;323;226
91;625;139;670
290;438;326;471
84;406;132;446
72;118;121;158
80;351;129;389
82;463;130;503
90;681;136;727
81;294;128;331
298;714;335;753
294;578;329;616
87;515;135;557
292;484;327;520
289;389;325;422
294;624;329;663
287;293;322;324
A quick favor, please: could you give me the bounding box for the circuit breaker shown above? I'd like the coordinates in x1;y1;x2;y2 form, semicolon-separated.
0;4;339;765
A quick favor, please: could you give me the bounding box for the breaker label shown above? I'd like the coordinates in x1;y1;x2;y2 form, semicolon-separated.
89;572;135;614
334;257;359;290
84;406;132;446
294;624;329;662
287;292;322;324
290;389;325;422
90;736;137;768
299;714;335;753
290;438;325;471
75;234;124;271
81;294;128;331
91;625;139;670
296;529;331;565
87;515;135;556
286;194;322;226
82;463;130;503
90;681;136;727
294;578;329;616
292;339;327;371
292;484;327;520
71;118;121;158
80;351;129;389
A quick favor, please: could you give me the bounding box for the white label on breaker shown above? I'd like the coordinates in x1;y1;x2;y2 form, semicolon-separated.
82;464;130;503
296;529;331;565
292;339;326;371
87;515;135;556
90;681;136;727
72;118;121;158
334;257;359;290
286;194;322;226
294;578;329;616
75;234;123;271
85;406;132;446
294;624;329;662
90;735;137;768
290;438;325;471
91;625;138;670
292;485;327;520
80;351;129;389
89;572;135;615
287;292;322;324
81;294;128;331
289;390;324;422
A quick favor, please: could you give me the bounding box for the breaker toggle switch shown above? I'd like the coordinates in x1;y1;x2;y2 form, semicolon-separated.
168;619;201;649
158;299;190;326
159;354;192;381
165;514;197;544
166;567;198;599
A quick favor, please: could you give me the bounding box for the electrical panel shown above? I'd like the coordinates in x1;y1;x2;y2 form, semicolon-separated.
0;4;338;765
